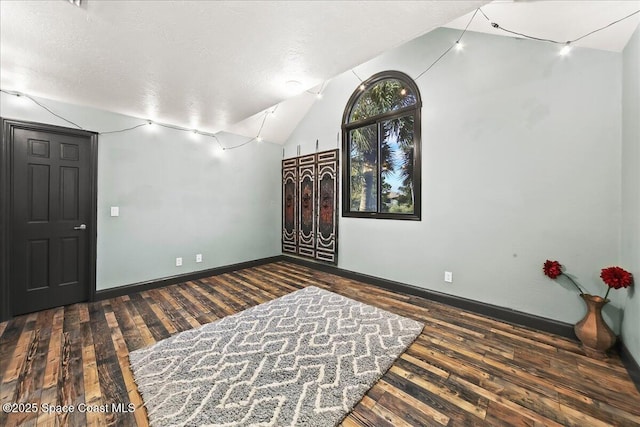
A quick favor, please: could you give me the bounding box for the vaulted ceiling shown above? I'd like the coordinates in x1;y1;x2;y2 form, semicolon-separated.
0;0;486;142
1;1;638;144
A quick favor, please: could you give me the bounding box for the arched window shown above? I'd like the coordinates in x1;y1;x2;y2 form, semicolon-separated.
342;70;421;220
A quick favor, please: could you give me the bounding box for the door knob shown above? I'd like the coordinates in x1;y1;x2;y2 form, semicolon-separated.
74;224;87;230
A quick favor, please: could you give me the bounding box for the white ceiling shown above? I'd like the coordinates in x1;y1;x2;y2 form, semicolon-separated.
0;0;485;143
445;1;640;53
1;1;638;145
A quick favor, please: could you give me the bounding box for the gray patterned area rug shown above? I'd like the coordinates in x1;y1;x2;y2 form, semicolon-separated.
129;286;424;427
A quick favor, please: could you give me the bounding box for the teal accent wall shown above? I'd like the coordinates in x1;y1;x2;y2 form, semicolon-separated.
3;23;638;367
1;93;282;290
285;28;626;331
621;24;640;366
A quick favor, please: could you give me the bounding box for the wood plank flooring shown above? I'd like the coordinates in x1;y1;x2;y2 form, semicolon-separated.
1;261;639;426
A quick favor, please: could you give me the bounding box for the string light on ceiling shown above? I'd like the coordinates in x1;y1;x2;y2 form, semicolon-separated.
0;88;261;152
559;42;573;56
355;6;639;82
478;7;640;52
306;80;326;99
414;8;479;80
2;6;638;151
350;70;367;90
218;107;273;150
1;89;83;129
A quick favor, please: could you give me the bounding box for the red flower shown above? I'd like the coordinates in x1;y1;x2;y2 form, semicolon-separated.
543;260;562;279
600;267;633;290
542;260;584;294
543;261;632;300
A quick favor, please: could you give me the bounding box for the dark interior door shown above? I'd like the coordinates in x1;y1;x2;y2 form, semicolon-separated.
5;120;96;316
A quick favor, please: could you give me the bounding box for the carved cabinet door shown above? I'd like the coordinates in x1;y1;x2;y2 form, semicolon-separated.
315;150;338;263
297;154;316;258
282;158;297;254
281;149;338;264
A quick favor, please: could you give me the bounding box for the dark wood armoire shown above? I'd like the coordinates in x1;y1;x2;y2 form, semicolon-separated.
282;149;338;264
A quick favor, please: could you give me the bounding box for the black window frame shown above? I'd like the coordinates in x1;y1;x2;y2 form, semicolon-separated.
341;70;422;220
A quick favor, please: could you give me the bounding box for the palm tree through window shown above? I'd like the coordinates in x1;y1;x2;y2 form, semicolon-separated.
342;71;422;220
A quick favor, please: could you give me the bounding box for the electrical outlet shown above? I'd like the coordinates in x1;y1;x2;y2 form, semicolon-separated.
196;254;203;263
176;257;183;267
444;271;453;283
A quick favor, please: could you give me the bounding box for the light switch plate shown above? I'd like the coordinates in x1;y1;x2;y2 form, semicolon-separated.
110;206;119;217
196;254;203;263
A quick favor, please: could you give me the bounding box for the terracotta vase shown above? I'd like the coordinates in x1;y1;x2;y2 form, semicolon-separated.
574;294;617;358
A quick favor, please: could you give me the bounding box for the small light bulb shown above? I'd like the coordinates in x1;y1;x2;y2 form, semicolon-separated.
359;84;365;91
455;41;463;51
256;136;263;142
316;92;323;99
559;43;572;56
400;88;407;96
211;145;224;158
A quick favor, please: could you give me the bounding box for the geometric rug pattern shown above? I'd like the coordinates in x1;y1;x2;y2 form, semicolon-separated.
129;286;424;426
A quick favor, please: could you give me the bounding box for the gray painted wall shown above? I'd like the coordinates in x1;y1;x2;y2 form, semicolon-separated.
285;28;625;330
2;24;635;364
621;25;640;365
1;93;282;290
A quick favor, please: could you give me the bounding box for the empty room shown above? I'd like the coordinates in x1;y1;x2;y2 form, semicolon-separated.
1;0;639;426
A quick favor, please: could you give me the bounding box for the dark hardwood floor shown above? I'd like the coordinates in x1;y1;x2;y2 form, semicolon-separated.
1;261;639;426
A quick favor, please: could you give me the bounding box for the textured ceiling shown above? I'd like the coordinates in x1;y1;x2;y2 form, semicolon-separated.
0;0;486;143
2;1;637;145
